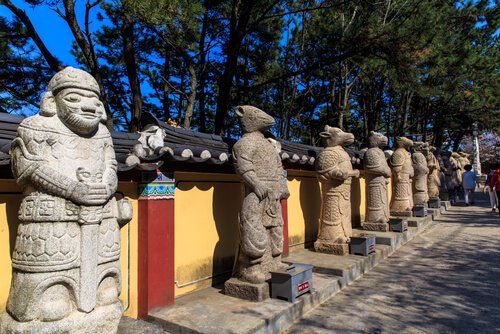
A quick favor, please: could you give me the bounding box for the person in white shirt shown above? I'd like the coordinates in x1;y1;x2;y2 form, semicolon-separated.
462;164;477;206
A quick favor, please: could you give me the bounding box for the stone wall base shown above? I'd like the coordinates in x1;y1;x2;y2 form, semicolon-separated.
0;301;122;334
314;241;349;255
362;222;390;232
224;278;269;302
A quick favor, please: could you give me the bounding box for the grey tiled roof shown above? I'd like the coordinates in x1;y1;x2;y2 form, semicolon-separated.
0;113;362;172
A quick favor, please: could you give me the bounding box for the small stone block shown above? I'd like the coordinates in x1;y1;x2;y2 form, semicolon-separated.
412;205;427;217
441;200;451;210
349;234;376;256
362;222;390;232
388;218;408;232
224;278;269;302
428;198;441;208
314;241;349;255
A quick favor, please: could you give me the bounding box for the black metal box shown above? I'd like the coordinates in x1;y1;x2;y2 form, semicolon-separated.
270;263;313;302
349;234;376;256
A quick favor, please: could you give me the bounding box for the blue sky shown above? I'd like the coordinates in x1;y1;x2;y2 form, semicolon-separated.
1;0;101;66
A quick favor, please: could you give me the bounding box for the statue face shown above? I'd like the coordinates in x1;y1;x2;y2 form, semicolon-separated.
55;88;105;135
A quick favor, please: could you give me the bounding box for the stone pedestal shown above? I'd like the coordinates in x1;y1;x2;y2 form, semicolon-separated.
362;222;390;232
441;200;451;210
390;210;413;217
0;302;122;334
224;278;269;302
428;198;441;208
314;240;349;255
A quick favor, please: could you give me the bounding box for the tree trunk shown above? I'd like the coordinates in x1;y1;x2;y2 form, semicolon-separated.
198;9;209;132
163;51;171;121
183;62;197;129
63;0;113;129
214;0;254;135
3;0;62;72
121;5;142;132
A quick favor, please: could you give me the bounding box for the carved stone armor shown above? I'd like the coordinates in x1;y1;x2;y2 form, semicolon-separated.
1;68;131;334
363;132;391;231
224;106;289;301
427;146;441;199
390;137;414;216
411;142;429;205
314;126;359;255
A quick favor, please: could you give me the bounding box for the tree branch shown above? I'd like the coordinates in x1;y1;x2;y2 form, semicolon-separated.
1;0;62;71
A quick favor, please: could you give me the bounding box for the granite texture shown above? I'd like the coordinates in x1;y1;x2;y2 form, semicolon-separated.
390;137;414;216
1;67;131;334
314;125;359;255
411;142;429;205
363;132;391;230
427;146;441;200
225;106;289;300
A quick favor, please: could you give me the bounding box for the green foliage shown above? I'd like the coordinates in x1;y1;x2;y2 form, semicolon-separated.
1;0;498;145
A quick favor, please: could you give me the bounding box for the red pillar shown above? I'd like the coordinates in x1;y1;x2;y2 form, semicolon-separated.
137;171;175;319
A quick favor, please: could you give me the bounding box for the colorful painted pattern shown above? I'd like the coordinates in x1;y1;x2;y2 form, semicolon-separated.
139;171;175;200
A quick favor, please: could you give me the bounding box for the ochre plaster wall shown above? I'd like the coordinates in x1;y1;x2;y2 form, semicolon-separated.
0;179;139;319
286;170;321;252
174;172;240;297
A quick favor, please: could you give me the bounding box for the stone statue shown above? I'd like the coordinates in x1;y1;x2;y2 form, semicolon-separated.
427;146;441;199
411;142;429;205
390;137;414;216
451;152;463;184
224;105;289;301
363;131;391;231
448;152;462;201
435;148;448;200
314;126;360;255
1;67;132;334
458;152;471;172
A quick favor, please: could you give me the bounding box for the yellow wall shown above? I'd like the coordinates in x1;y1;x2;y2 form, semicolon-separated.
174;172;240;297
286;170;321;251
0;179;139;319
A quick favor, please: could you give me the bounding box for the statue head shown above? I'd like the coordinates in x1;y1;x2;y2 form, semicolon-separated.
235;105;274;133
395;136;413;150
459;152;469;158
320;125;355;147
368;131;388;148
451;152;460;158
40;67;106;136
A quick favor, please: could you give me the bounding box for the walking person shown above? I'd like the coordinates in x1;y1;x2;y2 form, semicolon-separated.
489;166;500;217
484;166;499;212
462;165;477;206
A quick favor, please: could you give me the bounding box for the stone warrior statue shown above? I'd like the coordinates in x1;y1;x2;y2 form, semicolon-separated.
390;137;414;216
411;142;429;205
434;148;449;200
363;131;392;231
427;146;441;200
314;126;360;255
224;105;289;301
1;67;132;334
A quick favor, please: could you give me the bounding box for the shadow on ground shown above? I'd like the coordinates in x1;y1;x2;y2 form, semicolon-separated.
286;192;500;334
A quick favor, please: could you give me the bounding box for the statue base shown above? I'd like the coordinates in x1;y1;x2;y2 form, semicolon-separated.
362;222;390;232
390;210;413;217
224;277;269;302
0;301;122;334
314;241;349;255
